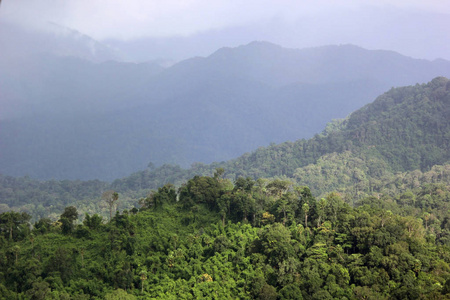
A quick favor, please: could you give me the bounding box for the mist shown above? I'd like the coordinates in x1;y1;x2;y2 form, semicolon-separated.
2;1;450;62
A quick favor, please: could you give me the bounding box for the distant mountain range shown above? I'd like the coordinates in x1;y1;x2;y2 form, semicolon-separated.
1;36;450;180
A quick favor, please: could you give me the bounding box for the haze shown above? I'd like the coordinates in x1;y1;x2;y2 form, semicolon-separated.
2;0;450;181
2;0;450;62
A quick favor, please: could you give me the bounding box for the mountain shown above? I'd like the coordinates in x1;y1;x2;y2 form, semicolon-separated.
0;21;163;120
110;77;450;197
229;77;450;175
2;41;450;180
2;79;450;297
1;78;450;220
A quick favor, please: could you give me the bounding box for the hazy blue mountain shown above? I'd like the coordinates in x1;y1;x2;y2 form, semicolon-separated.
2;41;450;181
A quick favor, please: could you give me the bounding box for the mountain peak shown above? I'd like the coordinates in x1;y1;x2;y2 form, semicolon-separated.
243;40;283;49
210;41;283;58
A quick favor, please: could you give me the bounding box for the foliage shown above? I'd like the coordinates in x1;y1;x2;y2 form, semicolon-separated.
0;171;449;298
0;78;450;298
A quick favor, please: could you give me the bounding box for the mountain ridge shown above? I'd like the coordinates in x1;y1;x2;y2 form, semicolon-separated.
2;41;450;180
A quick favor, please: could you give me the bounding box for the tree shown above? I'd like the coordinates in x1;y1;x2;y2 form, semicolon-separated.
45;247;75;283
316;198;327;228
266;179;292;198
259;283;277;300
303;203;310;228
11;245;20;264
233;190;255;222
0;211;31;241
214;167;225;181
105;289;137;300
102;190;119;221
423;212;430;230
234;177;255;193
33;218;53;234
218;193;232;226
178;176;222;210
144;184;177;210
83;213;103;230
59;206;78;235
258;223;294;266
295;186;316;223
276;193;297;226
232;177;256;222
60;206;78;222
324;192;344;227
279;284;303;300
26;278;51;300
140;269;147;293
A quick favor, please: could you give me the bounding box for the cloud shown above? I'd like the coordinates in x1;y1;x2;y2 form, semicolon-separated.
2;0;449;40
2;0;449;60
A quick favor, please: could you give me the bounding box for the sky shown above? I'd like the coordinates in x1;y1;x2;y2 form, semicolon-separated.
2;0;450;61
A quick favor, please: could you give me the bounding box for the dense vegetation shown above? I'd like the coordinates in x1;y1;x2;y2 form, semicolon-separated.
110;77;450;196
0;77;449;298
1;172;449;299
1;78;449;222
222;76;450;179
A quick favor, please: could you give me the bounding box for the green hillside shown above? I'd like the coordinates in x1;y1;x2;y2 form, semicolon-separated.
0;78;450;299
109;77;450;196
224;77;450;178
1;77;449;221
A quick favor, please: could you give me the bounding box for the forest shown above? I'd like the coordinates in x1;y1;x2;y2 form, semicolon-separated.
1;77;449;221
0;171;449;299
0;78;449;299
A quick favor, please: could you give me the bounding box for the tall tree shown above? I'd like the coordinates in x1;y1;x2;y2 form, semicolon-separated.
0;211;31;241
102;190;119;221
303;203;310;228
59;206;78;235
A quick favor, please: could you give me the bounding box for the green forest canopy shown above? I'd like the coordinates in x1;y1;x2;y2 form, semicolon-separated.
0;171;449;299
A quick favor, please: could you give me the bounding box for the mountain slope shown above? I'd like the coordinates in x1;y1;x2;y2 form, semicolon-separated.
2;41;450;180
110;77;450;196
225;77;450;177
1;78;449;220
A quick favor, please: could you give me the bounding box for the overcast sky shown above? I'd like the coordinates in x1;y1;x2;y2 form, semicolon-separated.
2;0;450;61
